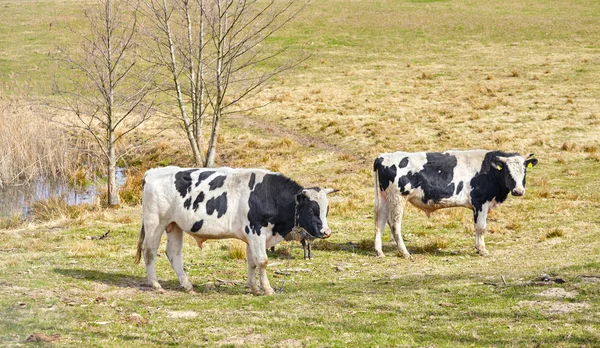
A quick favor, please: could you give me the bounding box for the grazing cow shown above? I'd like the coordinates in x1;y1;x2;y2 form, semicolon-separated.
135;166;336;295
373;150;538;258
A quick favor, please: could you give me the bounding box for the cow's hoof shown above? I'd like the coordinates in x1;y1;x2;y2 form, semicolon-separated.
478;250;489;257
186;288;196;295
150;282;165;293
400;252;412;259
264;288;275;296
375;251;385;258
182;281;194;293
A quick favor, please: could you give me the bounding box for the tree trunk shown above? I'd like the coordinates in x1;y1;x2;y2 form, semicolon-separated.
162;0;203;166
107;137;120;206
205;2;225;169
194;2;205;156
204;111;219;168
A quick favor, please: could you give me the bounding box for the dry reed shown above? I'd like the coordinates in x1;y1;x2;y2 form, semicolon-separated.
0;213;25;229
0;99;81;186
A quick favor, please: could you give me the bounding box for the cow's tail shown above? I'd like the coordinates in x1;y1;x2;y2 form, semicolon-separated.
373;157;382;228
135;223;145;264
135;175;148;265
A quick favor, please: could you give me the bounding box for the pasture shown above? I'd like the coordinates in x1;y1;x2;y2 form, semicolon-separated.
1;0;600;346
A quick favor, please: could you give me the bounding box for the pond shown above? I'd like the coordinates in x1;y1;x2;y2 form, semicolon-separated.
0;168;127;217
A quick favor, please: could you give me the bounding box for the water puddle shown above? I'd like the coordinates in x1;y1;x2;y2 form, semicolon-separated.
0;168;126;217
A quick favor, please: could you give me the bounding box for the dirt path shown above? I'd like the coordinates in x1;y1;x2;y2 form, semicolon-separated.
229;115;371;166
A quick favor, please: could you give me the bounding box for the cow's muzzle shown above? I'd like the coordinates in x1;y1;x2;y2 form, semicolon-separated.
512;189;525;196
321;228;332;239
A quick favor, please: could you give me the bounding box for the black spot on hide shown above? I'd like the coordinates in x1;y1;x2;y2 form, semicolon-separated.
397;152;457;204
206;192;228;218
191;220;203;232
398;176;411;196
248;173;256;190
209;176;227;190
374;157;397;192
247;174;302;237
183;197;192;209
456;181;464;195
399;157;409;169
195;171;215;187
192;192;205;211
174;169;198;198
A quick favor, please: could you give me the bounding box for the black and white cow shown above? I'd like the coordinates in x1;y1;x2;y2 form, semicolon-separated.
373;150;538;258
135;166;336;295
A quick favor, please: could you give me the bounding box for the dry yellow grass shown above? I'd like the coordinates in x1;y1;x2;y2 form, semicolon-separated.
226;240;247;260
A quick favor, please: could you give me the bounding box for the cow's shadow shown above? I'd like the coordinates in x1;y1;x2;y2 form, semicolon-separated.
306;239;471;258
53;268;250;295
53;268;178;290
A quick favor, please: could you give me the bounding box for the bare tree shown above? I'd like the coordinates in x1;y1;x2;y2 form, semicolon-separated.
140;0;207;166
142;0;308;167
202;0;308;167
54;0;155;206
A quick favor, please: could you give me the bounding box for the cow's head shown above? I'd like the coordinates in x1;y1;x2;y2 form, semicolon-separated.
296;188;338;239
494;153;538;196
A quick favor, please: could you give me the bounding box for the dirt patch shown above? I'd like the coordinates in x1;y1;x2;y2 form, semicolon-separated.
518;300;590;315
579;275;600;283
218;333;266;346
277;338;305;347
103;287;144;297
25;333;61;343
123;313;149;325
537;287;578;299
167;310;199;319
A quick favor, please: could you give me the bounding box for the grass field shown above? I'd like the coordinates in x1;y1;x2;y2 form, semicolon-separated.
1;0;600;346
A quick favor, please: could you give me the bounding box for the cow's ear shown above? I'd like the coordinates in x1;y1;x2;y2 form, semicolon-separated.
323;188;339;195
492;159;503;171
525;158;538;168
494;156;507;171
296;190;309;203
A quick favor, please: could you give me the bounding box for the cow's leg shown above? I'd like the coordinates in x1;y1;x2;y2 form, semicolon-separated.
248;234;274;296
166;225;194;293
374;196;390;258
474;204;489;256
301;239;308;259
307;240;312;260
142;218;167;292
246;244;260;295
388;195;410;258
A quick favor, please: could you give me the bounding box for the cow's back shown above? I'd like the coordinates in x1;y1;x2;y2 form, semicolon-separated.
142;166;273;238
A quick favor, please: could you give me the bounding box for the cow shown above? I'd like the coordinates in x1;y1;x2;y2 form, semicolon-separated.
135;166;336;296
373;150;538;258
